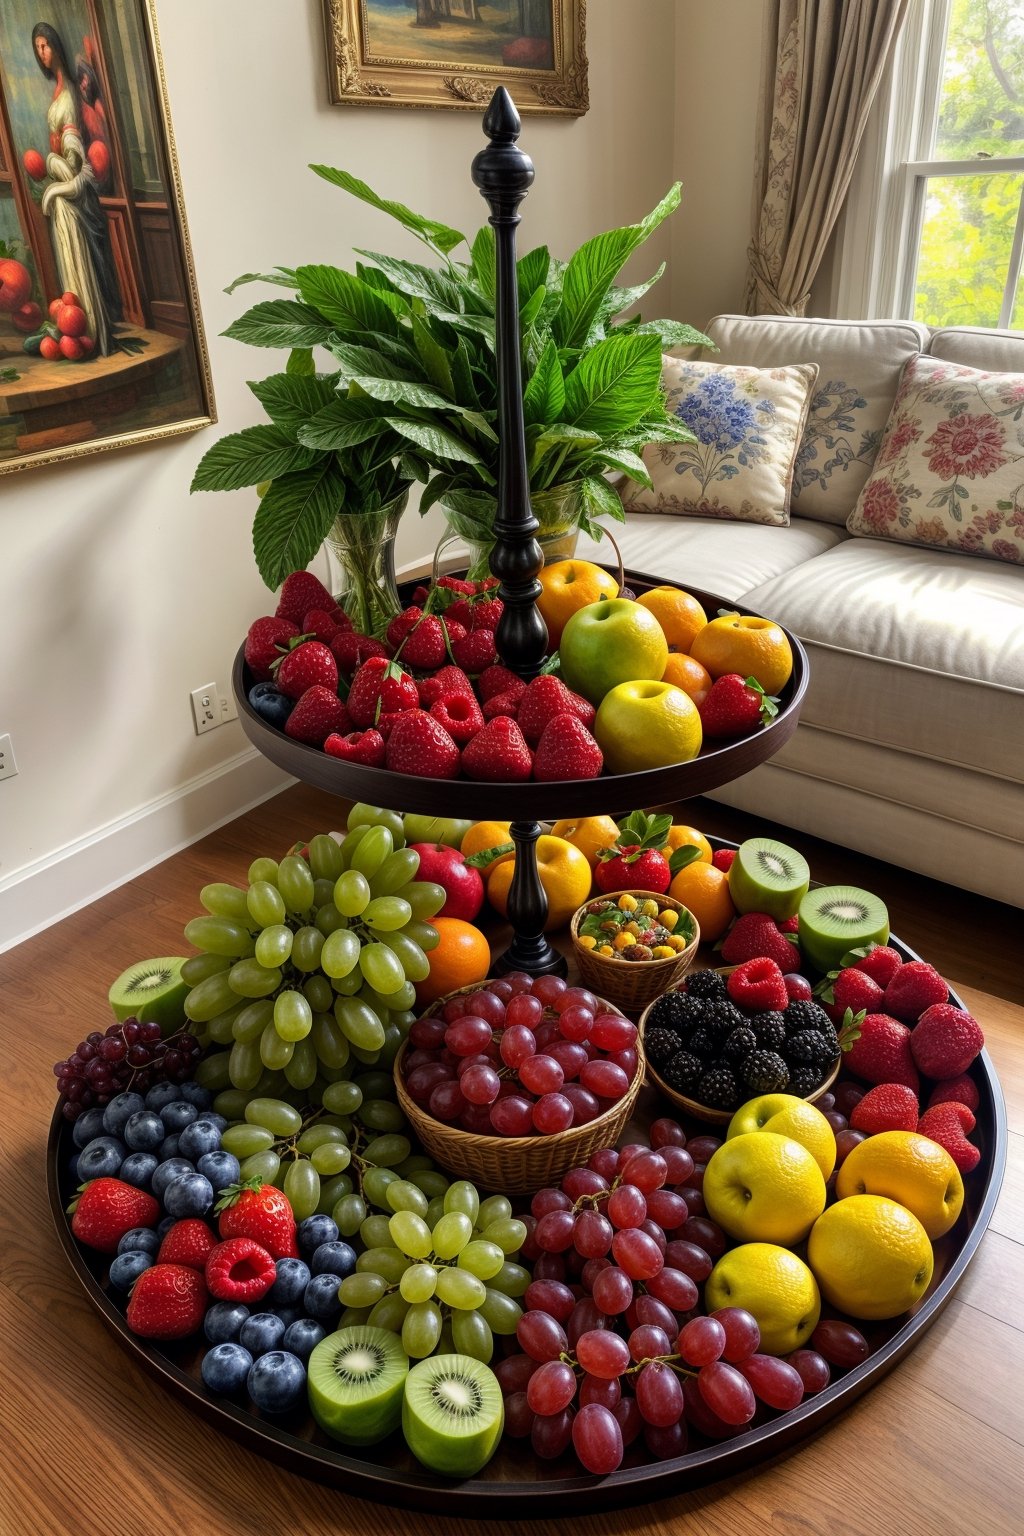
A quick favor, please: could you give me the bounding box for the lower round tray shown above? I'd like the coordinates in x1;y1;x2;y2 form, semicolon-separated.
48;926;1007;1515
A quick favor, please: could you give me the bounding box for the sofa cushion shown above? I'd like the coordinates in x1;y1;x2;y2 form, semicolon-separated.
928;326;1024;372
704;315;930;527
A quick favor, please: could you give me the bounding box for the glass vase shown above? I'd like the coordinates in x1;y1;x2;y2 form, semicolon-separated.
444;480;583;582
325;493;408;638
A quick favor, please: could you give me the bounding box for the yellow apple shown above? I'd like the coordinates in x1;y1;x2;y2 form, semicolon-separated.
550;814;620;871
593;680;702;774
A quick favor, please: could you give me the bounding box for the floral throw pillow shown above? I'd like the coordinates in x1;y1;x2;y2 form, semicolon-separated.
623;357;819;525
848;353;1024;564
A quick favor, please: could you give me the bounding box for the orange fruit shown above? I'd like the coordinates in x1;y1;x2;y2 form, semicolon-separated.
487;835;593;932
414;917;492;1006
459;821;513;872
668;860;735;942
550;815;620;871
689;614;794;695
662;652;712;705
536;559;619;647
637;586;708;651
662;824;713;864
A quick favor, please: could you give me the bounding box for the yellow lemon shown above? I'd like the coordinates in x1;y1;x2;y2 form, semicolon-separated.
703;1131;826;1247
705;1243;821;1356
550;815;620;871
807;1195;934;1320
486;835;592;932
756;1101;836;1181
835;1131;964;1240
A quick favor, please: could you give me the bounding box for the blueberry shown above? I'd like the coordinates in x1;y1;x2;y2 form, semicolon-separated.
151;1157;195;1201
178;1082;213;1110
108;1251;154;1291
266;1257;312;1308
102;1092;146;1139
272;1305;303;1329
120;1152;159;1190
158;1134;181;1162
249;682;294;729
246;1350;306;1413
282;1318;325;1363
145;1081;183;1112
123;1110;166;1152
159;1101;199;1134
204;1301;250;1345
205;1113;229;1133
117;1227;161;1258
197;1150;240;1193
178;1118;223;1162
164;1173;214;1219
303;1273;343;1322
240;1312;287;1358
297;1214;339;1258
310;1241;357;1279
202;1342;253;1395
72;1106;108;1149
78;1136;126;1180
156;1216;176;1240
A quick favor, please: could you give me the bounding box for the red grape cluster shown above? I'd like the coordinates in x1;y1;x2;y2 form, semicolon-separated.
402;974;639;1136
52;1018;202;1122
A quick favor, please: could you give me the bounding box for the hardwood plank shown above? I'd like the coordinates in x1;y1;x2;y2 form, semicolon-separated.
990;1129;1024;1243
955;1228;1024;1333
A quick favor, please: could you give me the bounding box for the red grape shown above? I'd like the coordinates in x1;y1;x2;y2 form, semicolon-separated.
710;1307;761;1362
576;1329;630;1380
503;971;534;994
532;1186;572;1218
640;1218;667;1252
580;1059;630;1100
823;1110;848;1134
679;1186;706;1216
573;1210;613;1259
835;1128;867;1165
661;1145;695;1184
588;1147;620;1180
682;1374;739;1440
811;1318;870;1368
557;1005;594;1042
441;997;467;1023
614;1395;643;1445
606;1183;646;1229
532;974;567;1007
677;1316;726;1367
680;1216;726;1258
531;1408;574;1459
489;1095;535;1136
645;1266;698;1312
532;1252;567;1283
650;1117;687;1149
519;1054;564;1096
555;986;598;1014
634;1360;684;1427
643;1418;688;1460
547;1041;588;1079
663;1240;712;1284
786;1349;831;1395
591;1265;634;1315
645;1189;688;1229
562;1084;602;1124
572;1402;624;1474
698;1360;757;1425
833;1081;865;1117
610;1227;664;1281
628;1324;672;1362
589;1013;637;1051
610;1046;639;1079
737;1353;805;1411
524;1279;576;1322
488;979;513;1002
500;1024;537;1068
428;1080;467;1122
687;1135;722;1162
579;1372;621;1409
562;1167;608;1200
504;1390;534;1437
534;1210;576;1253
532;1092;574;1134
627;1294;678;1336
624;1150;668;1192
527;1359;577;1415
504;992;543;1029
446;1015;494;1056
517;1310;567;1362
494;1353;538;1395
566;1298;606;1347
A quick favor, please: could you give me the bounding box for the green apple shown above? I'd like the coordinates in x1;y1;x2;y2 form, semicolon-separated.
402;813;473;849
558;598;669;705
593;680;702;774
726;1094;804;1138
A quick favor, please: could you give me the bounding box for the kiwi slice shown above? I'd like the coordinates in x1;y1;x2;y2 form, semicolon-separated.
402;1353;504;1477
798;885;890;975
308;1326;408;1445
728;837;810;920
108;956;189;1033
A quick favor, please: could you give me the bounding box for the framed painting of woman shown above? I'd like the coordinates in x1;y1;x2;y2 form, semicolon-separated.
0;0;214;475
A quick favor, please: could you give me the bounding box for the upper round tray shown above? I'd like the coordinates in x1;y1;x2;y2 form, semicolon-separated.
231;567;809;818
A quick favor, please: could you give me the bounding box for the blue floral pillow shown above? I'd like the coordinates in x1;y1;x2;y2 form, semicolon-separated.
624;358;819;525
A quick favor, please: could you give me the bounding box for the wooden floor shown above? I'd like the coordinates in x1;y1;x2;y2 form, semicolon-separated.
2;784;1021;1536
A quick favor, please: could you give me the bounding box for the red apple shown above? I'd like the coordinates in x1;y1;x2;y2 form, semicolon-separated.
60;290;81;307
23;148;46;180
78;334;95;355
11;301;42;334
59;334;83;361
48;297;63;321
39;335;62;360
0;258;32;314
56;302;87;337
409;843;485;922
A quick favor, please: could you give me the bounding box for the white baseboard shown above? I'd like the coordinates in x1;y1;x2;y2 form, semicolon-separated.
0;749;293;955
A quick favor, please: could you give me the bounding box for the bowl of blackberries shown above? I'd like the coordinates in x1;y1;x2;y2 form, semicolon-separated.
639;963;841;1123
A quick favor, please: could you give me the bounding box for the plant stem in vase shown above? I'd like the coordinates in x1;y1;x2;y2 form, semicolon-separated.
325;493;408;637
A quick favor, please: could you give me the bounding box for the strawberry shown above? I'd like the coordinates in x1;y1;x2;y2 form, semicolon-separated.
324;728;386;767
446;594;503;632
69;1178;159;1254
411;583;431;606
849;1083;920;1134
778;914;800;933
916;1102;980;1172
594;810;685;896
346;657;419;728
839;1010;920;1091
477;665;526;704
216;1180;298;1258
302;607;350;644
846;944;903;988
386;710;461;778
451;629;497;673
330;632;391;678
533;713;603;782
244;616;299;682
386;606;423;650
126;1263;208;1339
883;961;948;1022
283;686;350;747
720;912;797;969
927;1074;981;1114
387;608;462;670
205;1236;278;1302
483;691;522;719
275;570;335;625
910;1003;984;1079
273;640;339;701
436;575;476;596
517;676;596;745
417;666;475;707
726;956;789;1012
157;1219;217;1270
430;693;485;746
461;716;533;781
815;965;884;1023
712;848;736;873
699;674;779;738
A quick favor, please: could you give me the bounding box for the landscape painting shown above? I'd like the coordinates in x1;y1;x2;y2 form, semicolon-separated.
323;0;588;115
0;0;213;475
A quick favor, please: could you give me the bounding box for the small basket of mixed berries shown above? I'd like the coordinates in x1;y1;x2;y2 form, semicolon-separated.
570;891;700;1015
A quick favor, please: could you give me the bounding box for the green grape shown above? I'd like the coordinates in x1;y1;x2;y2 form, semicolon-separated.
483;1217;528;1256
331;970;364;998
452;1308;494;1363
478;1195;513;1228
312;879;337;909
302;973;334;1013
431;1211;473;1260
385;1180;429;1218
444;1181;481;1225
255;924;293;968
402;1300;443;1359
185;971;242;1024
232;999;275;1044
321;1078;363;1116
424;1196;447;1230
338;1272;388;1307
244;1096;303;1136
458;1240;506;1282
363;1166;399;1207
338;1306;372;1331
363;896;413;933
389;1211;433;1260
492;1261;531;1299
278;854;315;915
240;1149;282;1184
367;1292;411;1332
338;824;370;869
400;1263;438;1304
435;1267;486;1311
207;1006;245;1045
402;918;442;951
221;1123;275;1158
361;978;416;1014
297;1123;347;1153
315;902;348;937
363;1134;411;1168
349;1042;381;1067
479;1288;523;1335
334;997;385;1053
407;1169;449;1201
369;848;421;897
212;1086;257;1120
316;1062;350;1086
321;927;361;980
350;824;393;879
284;1036;318;1090
246;880;286;927
378;930;430;983
390;1010;418;1033
353;1070;393;1099
399;882;447;921
291;926;326;973
184;916;256;958
228;1039;263;1091
308;834;345;882
358;1247;409;1284
260;1019;295;1071
359;1214;395;1250
437;1321;456;1356
334;870;371;919
319;1174;352;1212
358;1099;406;1134
284;1159;321;1221
194;1051;232;1091
334;1193;367;1236
228;958;282;999
180;952;232;986
311;1014;349;1071
248;857;279;884
359;943;405;995
310;1142;350;1175
274;990;313;1042
200;882;252;923
348;803;406;843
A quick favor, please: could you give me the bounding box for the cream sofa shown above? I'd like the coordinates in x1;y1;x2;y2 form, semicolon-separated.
574;315;1024;909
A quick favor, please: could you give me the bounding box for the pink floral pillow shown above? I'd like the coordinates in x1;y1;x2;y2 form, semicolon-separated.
848;353;1024;564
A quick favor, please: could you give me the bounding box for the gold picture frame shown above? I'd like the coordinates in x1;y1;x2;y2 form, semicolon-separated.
323;1;588;116
0;0;214;476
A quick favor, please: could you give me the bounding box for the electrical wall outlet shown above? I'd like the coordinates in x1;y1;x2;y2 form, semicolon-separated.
220;689;238;723
190;683;221;735
0;733;17;781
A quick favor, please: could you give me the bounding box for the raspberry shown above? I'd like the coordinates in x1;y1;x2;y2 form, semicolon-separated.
720;912;798;970
727;957;789;1013
849;1083;920;1134
741;1050;790;1094
916;1102;981;1172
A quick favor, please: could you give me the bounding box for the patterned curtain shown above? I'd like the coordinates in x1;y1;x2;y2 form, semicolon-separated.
748;0;912;316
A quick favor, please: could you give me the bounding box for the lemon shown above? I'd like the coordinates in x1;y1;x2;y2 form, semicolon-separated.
758;1101;836;1180
703;1131;826;1246
807;1195;934;1320
705;1243;821;1356
835;1132;964;1239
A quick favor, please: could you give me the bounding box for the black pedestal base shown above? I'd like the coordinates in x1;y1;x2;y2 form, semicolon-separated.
493;819;569;979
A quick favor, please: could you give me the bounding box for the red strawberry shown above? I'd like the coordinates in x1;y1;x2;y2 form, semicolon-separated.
446;594;503;632
157;1219;217;1270
411;583;430;606
910;1003;984;1079
778;914;800;933
302;607;350;644
216;1180;298;1258
720;912;797;969
848;944;903;988
839;1010;920;1091
126;1263;208;1339
346;657;419;728
418;666;475;707
386;606;423;649
330;632;391;678
916;1102;980;1172
205;1236;278;1302
461;716;533;782
726;956;789;1012
283;685;350;747
391;608;461;670
324;728;386;767
849;1083;920;1134
451;629;497;673
436;575;476;596
244;616;299;682
375;710;407;739
483;691;521;720
273;640;339;701
927;1074;981;1114
69;1178;159;1254
386;710;461;778
883;961;948;1022
533;713;603;782
517;676;595;745
699;674;779;738
275;570;335;625
712;848;736;873
815;965;884;1023
430;693;485;745
595;846;670;894
477;665;526;704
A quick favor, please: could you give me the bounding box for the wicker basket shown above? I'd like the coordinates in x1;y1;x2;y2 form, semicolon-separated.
570;891;700;1019
393;982;646;1194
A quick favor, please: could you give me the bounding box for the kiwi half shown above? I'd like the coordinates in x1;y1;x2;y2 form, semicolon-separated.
402;1353;504;1477
108;956;189;1033
729;837;810;920
798;885;890;975
308;1326;408;1445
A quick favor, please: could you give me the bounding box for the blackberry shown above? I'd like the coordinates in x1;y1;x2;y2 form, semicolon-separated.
686;1027;717;1060
785;1029;840;1070
748;1011;787;1051
696;1065;740;1110
662;1051;703;1095
706;999;746;1034
643;1026;680;1071
685;969;727;1001
789;1065;827;1097
741;1049;790;1094
647;992;707;1036
784;1000;835;1036
722;1026;758;1068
